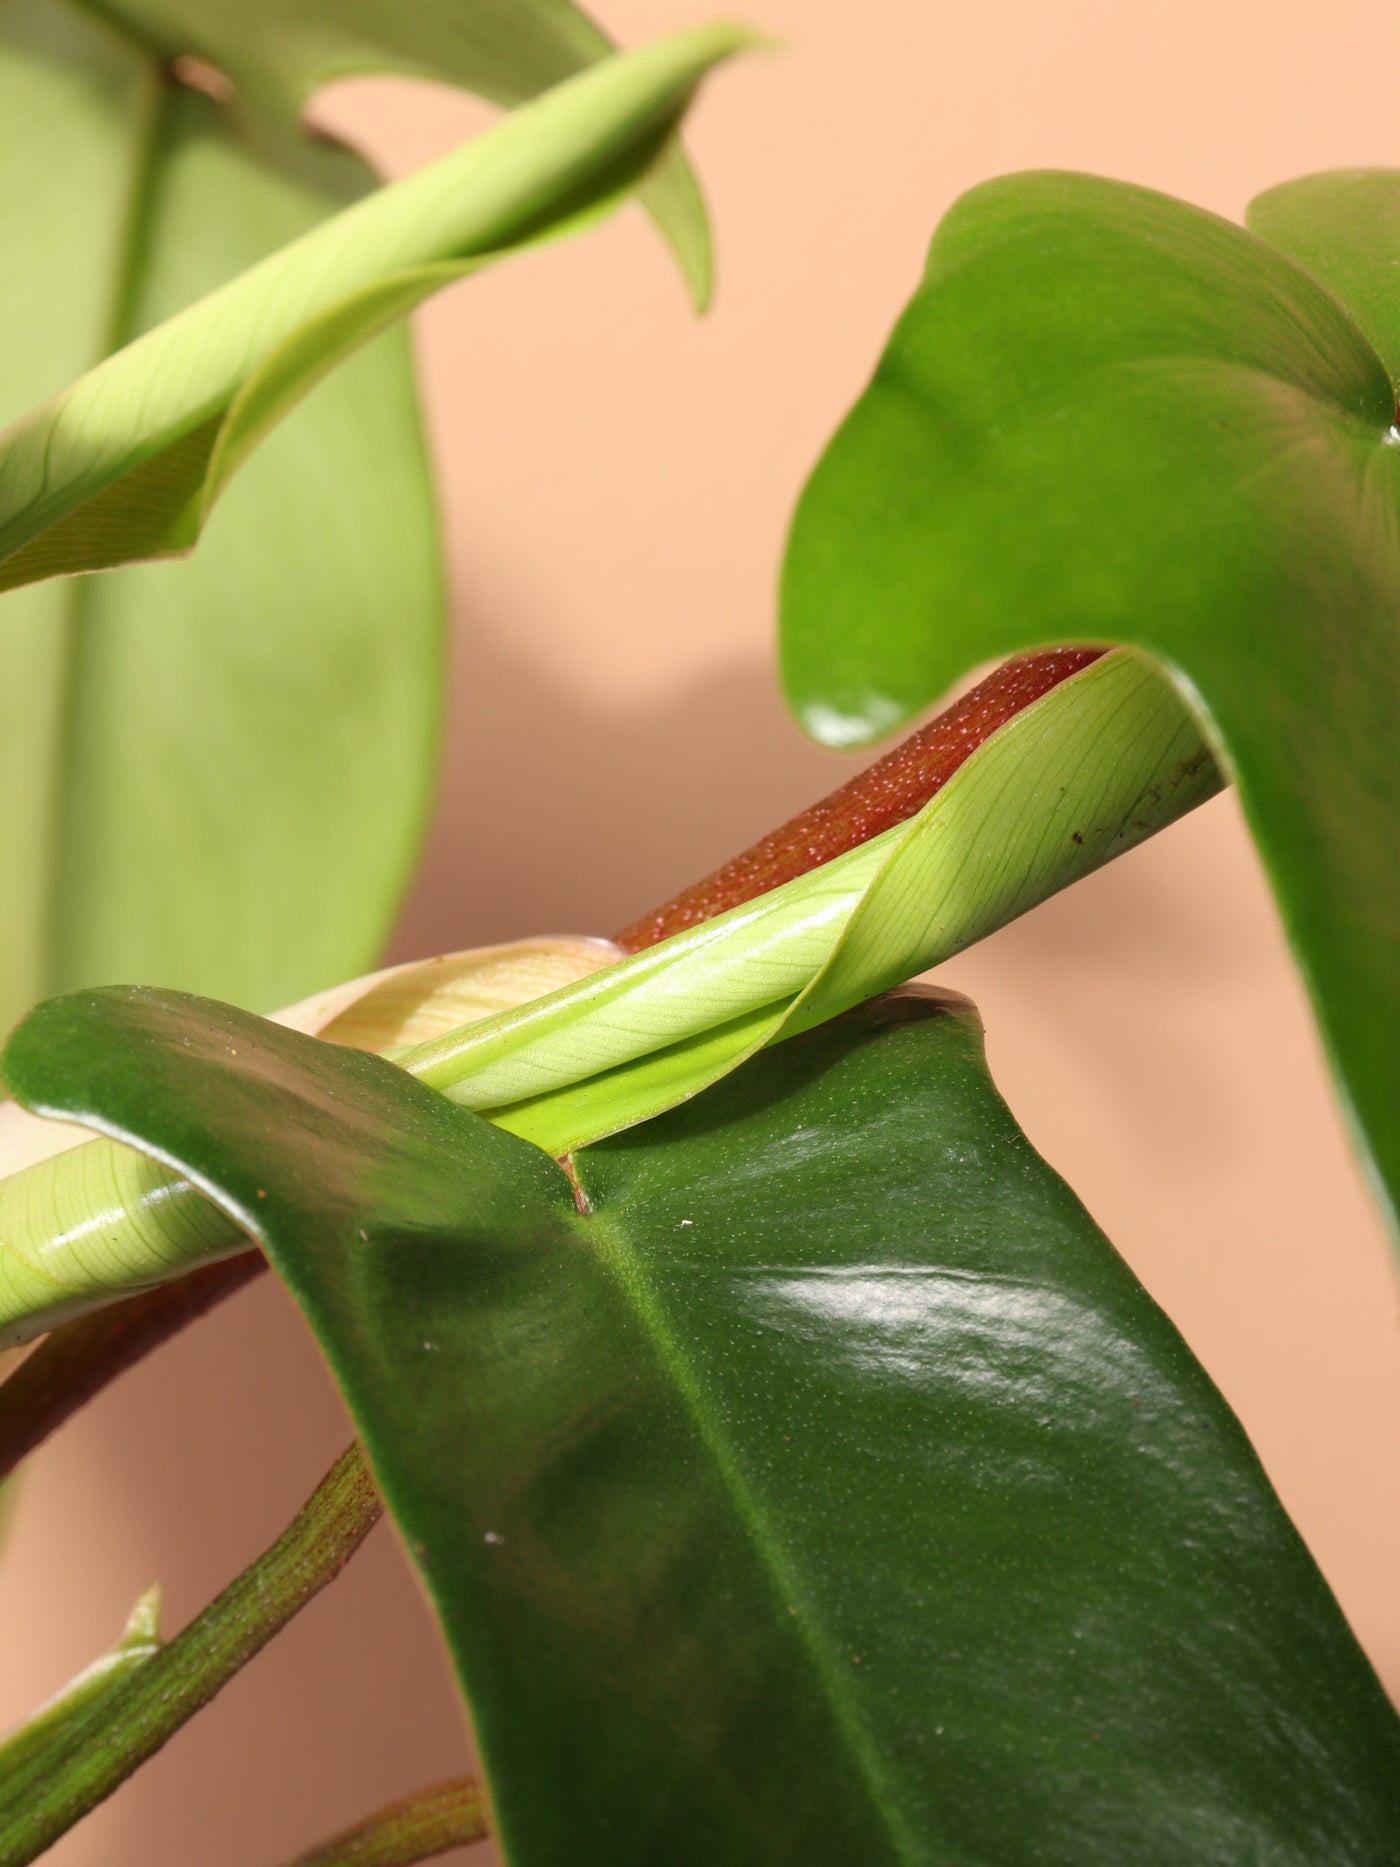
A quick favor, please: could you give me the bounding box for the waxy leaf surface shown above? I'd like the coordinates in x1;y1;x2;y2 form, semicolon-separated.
780;170;1400;1236
6;981;1400;1864
407;651;1219;1149
1247;171;1400;381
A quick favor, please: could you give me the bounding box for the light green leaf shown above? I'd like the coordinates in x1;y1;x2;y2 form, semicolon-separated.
91;0;714;306
0;19;750;596
0;938;620;1343
0;3;733;1036
0;1;442;1031
778;168;1400;1240
15;91;442;1021
7;981;1400;1861
0;651;1219;1345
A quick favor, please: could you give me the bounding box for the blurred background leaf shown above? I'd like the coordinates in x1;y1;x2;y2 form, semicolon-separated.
0;0;712;1036
84;0;711;305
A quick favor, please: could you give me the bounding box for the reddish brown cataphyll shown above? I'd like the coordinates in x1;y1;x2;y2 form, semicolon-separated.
613;647;1104;952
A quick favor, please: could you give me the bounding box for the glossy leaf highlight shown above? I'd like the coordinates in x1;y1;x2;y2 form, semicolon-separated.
779;169;1400;1237
7;981;1400;1862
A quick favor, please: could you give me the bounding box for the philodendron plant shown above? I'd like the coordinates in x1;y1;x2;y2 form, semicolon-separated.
0;1;1398;1860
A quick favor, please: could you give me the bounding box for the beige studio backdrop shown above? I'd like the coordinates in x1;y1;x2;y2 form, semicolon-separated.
3;2;1399;1861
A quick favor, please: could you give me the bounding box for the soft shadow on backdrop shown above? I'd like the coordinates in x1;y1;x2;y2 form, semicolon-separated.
4;1;1399;1860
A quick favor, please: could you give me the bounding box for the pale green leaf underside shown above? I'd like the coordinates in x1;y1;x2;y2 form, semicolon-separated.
0;20;749;594
0;651;1221;1344
0;1;733;1034
410;652;1218;1147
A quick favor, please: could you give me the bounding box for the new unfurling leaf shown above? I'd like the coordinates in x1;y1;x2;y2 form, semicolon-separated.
0;649;1218;1343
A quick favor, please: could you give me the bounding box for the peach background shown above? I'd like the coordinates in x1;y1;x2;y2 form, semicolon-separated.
5;1;1400;1860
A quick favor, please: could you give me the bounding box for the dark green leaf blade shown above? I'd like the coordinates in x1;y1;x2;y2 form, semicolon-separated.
778;170;1400;1237
6;982;1400;1863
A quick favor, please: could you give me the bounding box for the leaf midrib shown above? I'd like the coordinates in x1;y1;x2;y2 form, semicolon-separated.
579;1194;918;1865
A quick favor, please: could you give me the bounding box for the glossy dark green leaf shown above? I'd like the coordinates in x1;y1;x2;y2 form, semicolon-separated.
0;1;439;1027
91;0;712;305
7;981;1400;1863
779;170;1400;1240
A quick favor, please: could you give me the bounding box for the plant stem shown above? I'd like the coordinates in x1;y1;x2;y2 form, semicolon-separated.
0;1248;265;1483
0;1440;381;1865
0;1586;163;1779
612;646;1102;950
283;1778;489;1866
